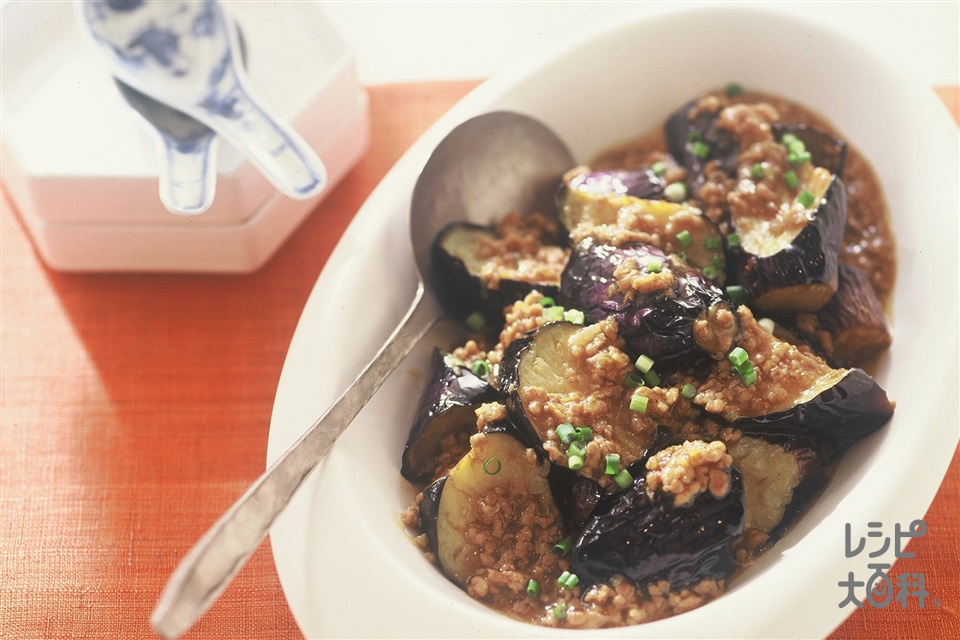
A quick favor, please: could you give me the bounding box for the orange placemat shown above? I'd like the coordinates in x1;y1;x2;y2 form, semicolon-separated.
1;82;957;640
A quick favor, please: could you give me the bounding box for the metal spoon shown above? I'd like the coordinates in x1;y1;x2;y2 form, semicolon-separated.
113;27;248;215
78;0;326;201
149;111;574;639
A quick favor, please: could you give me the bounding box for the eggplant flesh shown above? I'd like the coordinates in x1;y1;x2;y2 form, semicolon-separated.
730;173;846;313
500;320;655;476
728;435;828;544
558;170;726;281
559;165;668;208
430;430;562;587
571;467;744;589
401;349;497;483
559;239;734;373
733;367;893;447
431;220;566;323
694;308;893;446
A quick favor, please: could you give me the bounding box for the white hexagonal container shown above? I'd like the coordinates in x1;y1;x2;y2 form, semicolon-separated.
1;1;369;272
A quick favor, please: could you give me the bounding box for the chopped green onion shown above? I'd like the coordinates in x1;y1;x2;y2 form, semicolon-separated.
575;427;593;442
567;454;584;471
483;457;501;475
664;182;687;203
465;311;485;331
624;371;644;388
750;163;765;180
691;140;711;159
552;603;568;620
556;423;576;444
646;259;663;273
740;368;758;386
728;347;749;367
726;284;747;305
471;359;490;379
676;229;693;248
705;236;722;250
557;571;580;589
784;170;799;189
643;369;661;387
702;265;718;280
539;296;556;308
567;439;586;459
681;383;698;400
613;468;634;489
724;82;743;97
563;309;585;325
780;133;799;147
711;254;723;268
788;150;812;166
677;251;689;263
604;454;621;475
687;130;702;143
798;189;816;208
651;161;667;176
734;358;755;378
634;354;655;374
552;538;573;556
526;579;541;598
726;233;740;248
630;394;649;413
543;305;566;322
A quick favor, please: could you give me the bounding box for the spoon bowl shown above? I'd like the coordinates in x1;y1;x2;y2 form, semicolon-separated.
150;110;573;639
79;0;327;200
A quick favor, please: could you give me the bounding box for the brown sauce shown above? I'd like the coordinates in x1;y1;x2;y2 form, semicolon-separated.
403;89;896;630
595;90;896;304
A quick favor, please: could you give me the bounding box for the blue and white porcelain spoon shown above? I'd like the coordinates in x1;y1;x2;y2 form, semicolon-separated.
112;28;248;215
79;0;327;201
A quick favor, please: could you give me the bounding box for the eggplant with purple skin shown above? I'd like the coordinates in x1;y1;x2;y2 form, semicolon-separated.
694;308;893;447
559;239;738;373
665;97;847;312
431;221;567;325
499;320;657;475
733;366;893;448
548;465;604;534
772;123;847;178
793;262;892;367
558;167;726;282
401;349;498;483
558;165;668;213
571;464;744;589
418;425;563;588
729;435;829;545
664;98;739;194
728;171;847;313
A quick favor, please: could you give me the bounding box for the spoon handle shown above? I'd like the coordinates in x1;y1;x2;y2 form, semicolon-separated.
203;69;328;200
158;136;219;215
151;287;438;640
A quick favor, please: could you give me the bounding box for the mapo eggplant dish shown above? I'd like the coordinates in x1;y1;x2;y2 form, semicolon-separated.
399;87;895;628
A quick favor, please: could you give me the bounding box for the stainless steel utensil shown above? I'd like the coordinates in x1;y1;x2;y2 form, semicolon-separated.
149;110;574;639
79;0;326;201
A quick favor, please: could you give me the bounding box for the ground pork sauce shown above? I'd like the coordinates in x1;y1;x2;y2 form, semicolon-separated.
400;89;895;628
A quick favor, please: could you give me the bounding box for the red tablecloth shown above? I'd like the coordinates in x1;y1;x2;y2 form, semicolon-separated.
2;82;957;639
